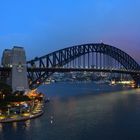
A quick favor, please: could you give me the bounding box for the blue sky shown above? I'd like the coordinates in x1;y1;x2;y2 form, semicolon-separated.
0;0;140;63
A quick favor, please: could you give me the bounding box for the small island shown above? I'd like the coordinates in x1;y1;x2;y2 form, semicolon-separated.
0;82;45;123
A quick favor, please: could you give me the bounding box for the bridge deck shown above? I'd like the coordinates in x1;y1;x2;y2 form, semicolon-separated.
1;67;140;75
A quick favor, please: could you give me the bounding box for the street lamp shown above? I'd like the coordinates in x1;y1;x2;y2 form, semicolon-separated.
7;105;11;116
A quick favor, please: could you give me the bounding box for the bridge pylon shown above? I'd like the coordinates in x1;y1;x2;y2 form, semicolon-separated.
11;47;29;92
133;74;140;88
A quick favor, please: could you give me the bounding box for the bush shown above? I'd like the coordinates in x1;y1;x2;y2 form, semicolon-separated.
0;82;12;96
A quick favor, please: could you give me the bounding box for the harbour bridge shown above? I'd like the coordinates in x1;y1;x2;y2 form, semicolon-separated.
1;43;140;90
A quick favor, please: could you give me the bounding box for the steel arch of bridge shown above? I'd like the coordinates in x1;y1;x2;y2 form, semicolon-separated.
27;43;140;89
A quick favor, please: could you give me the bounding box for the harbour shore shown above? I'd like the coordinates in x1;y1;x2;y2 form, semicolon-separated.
0;95;46;123
0;110;44;123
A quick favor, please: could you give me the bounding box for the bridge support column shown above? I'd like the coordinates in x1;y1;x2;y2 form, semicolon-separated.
135;80;140;88
133;74;140;88
11;47;29;92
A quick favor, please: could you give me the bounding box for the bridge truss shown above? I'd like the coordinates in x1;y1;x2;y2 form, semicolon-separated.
27;43;140;89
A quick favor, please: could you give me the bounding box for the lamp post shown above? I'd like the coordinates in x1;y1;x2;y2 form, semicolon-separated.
7;105;11;116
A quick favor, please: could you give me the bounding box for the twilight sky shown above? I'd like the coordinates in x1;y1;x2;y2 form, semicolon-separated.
0;0;140;63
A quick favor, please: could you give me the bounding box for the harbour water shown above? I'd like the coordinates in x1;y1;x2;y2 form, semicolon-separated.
1;82;140;140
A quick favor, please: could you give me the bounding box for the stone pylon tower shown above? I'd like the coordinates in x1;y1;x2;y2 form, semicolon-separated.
11;46;29;92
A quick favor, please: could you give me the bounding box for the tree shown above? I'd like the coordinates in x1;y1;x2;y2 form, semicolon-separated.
0;82;12;96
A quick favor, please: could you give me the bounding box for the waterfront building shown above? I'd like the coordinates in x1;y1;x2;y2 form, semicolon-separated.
1;46;29;92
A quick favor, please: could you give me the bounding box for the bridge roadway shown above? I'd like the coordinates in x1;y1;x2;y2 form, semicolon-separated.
1;67;140;75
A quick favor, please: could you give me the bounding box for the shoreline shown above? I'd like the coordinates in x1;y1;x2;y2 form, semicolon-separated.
0;110;44;123
0;93;47;123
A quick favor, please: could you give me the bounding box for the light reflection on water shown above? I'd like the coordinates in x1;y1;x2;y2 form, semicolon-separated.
12;122;17;131
0;123;3;132
24;120;31;131
1;83;140;140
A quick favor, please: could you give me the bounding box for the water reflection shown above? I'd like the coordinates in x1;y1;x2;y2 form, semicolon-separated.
12;122;17;131
0;83;140;140
0;123;3;132
24;120;31;131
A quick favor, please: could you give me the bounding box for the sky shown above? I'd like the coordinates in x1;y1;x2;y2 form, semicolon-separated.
0;0;140;63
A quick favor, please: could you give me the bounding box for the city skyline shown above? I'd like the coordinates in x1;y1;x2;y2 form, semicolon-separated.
0;0;140;63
